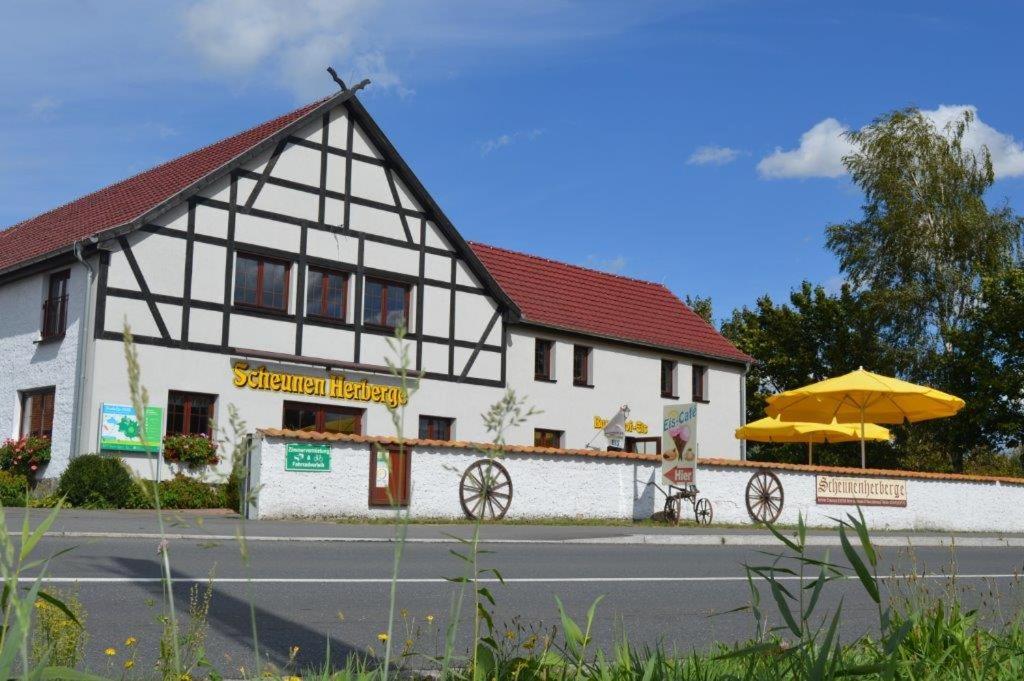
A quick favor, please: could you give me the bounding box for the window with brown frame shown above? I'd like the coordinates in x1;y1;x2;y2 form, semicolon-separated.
626;437;661;456
41;269;70;340
692;364;709;402
306;267;348;320
533;428;563;448
363;278;410;329
661;360;677;398
572;345;592;387
165;391;216;436
534;339;554;381
282;401;364;434
418;415;454;440
369;447;411;507
20;388;55;439
234;253;291;312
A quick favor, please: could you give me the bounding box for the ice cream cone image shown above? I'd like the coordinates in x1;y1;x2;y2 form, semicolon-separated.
662;448;678;461
668;425;689;458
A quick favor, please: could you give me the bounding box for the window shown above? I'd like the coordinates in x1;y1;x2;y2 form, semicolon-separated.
626;437;661;456
20;388;55;439
369;447;411;507
166;391;216;436
418;415;454;440
234;253;290;312
534;428;563;448
306;267;348;320
692;364;709;402
534;339;554;381
283;401;363;434
661;360;677;398
41;269;70;340
363;278;410;329
573;345;592;387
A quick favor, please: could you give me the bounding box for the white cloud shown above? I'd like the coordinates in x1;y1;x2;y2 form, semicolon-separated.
758;118;853;179
29;97;60;117
480;129;543;156
687;145;742;166
759;106;1024;180
585;254;627;274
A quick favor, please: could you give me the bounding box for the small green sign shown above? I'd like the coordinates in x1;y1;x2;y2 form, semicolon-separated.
286;443;331;472
99;404;163;453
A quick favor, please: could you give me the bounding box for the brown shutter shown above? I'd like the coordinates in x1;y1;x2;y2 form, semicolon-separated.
40;392;54;437
29;394;43;437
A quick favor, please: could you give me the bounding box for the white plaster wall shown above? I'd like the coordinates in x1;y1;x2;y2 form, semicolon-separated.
252;436;1024;533
0;263;88;479
698;465;1024;533
503;329;745;458
253;436;659;520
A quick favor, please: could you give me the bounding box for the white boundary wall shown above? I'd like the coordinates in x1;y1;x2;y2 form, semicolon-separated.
252;435;1024;533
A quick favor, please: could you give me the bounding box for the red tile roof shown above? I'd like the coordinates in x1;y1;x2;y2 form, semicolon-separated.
470;242;752;364
0;98;328;274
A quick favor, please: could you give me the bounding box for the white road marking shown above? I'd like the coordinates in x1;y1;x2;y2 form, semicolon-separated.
19;574;1020;584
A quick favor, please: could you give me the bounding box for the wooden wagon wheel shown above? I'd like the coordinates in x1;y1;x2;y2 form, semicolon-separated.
694;497;713;525
663;495;682;525
459;459;512;520
745;470;784;524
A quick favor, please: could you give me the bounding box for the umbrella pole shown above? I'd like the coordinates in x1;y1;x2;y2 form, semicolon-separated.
808;441;813;465
860;405;866;469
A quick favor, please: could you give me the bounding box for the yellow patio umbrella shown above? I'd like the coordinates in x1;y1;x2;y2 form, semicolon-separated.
736;416;890;465
765;367;965;468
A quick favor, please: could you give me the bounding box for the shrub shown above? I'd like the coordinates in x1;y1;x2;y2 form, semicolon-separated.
56;454;141;508
158;474;221;509
0;470;28;507
222;466;241;513
0;436;51;483
163;433;219;468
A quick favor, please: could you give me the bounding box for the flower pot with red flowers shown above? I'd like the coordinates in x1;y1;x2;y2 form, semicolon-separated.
162;433;219;469
0;436;51;484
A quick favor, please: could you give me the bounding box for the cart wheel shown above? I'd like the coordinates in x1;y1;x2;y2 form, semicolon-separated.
459;459;512;520
663;496;682;525
745;470;784;524
694;498;713;525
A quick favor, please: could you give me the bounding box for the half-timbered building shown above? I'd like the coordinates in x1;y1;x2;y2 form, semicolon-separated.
0;85;752;482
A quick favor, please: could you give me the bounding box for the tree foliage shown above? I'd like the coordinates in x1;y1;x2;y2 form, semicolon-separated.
684;294;713;325
725;107;1024;472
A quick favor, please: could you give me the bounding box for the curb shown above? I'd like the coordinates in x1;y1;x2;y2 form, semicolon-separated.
19;530;1024;548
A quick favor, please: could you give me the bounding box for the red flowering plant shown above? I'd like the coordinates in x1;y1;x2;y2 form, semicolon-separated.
0;436;52;483
162;433;219;468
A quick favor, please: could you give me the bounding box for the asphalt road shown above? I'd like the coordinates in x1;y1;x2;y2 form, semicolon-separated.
9;511;1023;676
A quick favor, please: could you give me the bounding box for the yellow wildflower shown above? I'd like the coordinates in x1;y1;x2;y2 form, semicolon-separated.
377;632;389;642
505;629;517;640
104;647;117;656
522;635;537;650
404;639;414;649
426;614;435;623
285;677;302;681
123;660;134;670
125;636;138;647
400;608;409;618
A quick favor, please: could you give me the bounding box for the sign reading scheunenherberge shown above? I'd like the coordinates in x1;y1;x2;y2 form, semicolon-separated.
816;475;907;507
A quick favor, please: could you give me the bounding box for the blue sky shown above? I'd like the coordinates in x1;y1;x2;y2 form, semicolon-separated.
3;1;1023;322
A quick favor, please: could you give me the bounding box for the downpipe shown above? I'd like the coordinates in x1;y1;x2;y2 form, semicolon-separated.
69;239;96;463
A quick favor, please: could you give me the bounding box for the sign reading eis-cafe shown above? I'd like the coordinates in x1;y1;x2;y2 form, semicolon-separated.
232;362;408;408
661;403;698;485
816;475;907;507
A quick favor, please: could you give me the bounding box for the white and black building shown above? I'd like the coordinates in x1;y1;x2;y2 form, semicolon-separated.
0;85;752;481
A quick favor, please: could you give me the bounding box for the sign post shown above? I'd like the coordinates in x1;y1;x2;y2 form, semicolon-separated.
661;403;698;486
99;404;163;453
285;443;331;472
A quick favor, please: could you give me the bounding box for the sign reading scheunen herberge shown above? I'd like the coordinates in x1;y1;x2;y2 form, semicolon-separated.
662;403;698;485
816;475;907;507
232;362;408;408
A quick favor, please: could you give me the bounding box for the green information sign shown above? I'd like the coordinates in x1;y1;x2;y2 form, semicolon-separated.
286;443;331;472
99;404;163;453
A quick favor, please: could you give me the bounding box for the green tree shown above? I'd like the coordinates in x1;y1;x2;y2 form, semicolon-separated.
684;294;713;325
826;107;1022;356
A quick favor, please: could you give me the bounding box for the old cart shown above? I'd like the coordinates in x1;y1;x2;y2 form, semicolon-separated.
650;481;713;525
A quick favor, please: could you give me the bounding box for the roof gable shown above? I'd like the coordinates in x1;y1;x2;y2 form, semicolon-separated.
470;242;752;364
